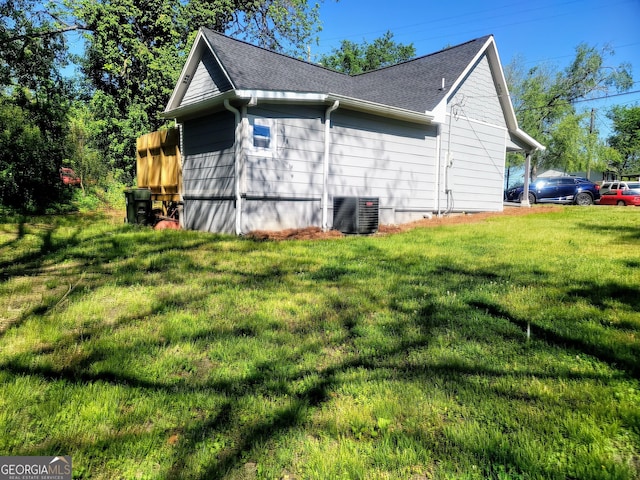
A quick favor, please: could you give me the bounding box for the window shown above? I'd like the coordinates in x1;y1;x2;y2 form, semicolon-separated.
253;123;271;149
249;116;277;155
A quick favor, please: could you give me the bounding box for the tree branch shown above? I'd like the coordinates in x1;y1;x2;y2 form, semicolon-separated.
1;24;88;45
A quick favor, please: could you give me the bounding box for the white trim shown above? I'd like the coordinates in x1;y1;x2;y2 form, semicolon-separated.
513;128;546;152
163;90;236;119
236;90;328;103
223;99;243;235
432;35;544;153
164;29;236;114
447;112;510;132
323;101;340;230
164;90;435;126
247;115;277;157
327;93;434;124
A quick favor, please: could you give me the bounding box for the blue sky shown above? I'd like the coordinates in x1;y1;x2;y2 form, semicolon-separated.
314;0;640;136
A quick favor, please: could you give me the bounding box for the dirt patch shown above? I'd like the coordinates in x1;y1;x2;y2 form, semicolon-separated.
245;205;561;241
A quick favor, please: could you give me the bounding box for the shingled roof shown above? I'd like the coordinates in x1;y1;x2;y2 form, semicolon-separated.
201;28;491;113
165;28;544;154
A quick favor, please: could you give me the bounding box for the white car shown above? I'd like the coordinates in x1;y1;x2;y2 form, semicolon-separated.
600;181;636;195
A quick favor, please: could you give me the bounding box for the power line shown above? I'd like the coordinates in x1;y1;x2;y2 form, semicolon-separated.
572;89;640;104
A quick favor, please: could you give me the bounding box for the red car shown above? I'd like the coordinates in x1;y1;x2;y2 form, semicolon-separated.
598;184;640;206
59;167;81;186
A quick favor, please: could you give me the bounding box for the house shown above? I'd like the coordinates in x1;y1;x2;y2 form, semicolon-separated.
162;28;544;234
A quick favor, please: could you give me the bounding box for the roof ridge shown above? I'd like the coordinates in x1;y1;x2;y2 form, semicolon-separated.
353;35;493;77
201;27;351;78
202;27;491;78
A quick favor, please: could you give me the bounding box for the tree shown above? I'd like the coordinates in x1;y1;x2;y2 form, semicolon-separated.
0;0;72;211
62;0;324;182
607;105;640;176
65;103;107;193
318;31;415;75
505;44;633;176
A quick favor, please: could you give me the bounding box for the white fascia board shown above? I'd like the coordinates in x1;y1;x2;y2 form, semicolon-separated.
513;128;546;152
164;89;436;125
431;35;544;152
236;90;433;124
162;90;327;119
161;90;237;119
234;90;328;103
163;28;235;113
327;93;434;124
482;37;518;131
433;36;508;121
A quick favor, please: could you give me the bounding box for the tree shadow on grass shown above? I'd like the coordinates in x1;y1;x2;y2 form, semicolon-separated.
470;299;640;379
0;226;638;478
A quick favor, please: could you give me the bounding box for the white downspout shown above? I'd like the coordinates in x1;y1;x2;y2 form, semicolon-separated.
224;99;243;234
323;101;340;231
435;123;442;217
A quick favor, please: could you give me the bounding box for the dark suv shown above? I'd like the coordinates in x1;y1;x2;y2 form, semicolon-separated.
506;177;600;205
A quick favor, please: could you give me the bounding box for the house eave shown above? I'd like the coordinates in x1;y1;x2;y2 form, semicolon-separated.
512;128;546;152
326;93;435;124
163;89;435;124
164;30;237;114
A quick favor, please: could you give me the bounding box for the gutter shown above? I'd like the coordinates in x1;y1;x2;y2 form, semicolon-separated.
326;93;434;125
323;101;340;230
163;90;435;126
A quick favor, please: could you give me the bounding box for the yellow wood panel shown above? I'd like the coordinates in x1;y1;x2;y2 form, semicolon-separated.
135;128;182;201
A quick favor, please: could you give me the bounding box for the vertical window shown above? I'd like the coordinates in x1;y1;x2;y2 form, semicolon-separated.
253;123;271;148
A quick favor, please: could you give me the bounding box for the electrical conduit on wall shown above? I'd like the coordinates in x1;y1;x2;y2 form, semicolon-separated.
322;101;340;231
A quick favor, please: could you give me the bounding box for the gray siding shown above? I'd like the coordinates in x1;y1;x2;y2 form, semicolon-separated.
180;50;232;107
239;104;325;232
182;110;236;232
182;110;236;197
329;110;437;223
184;199;235;234
450;55;505;128
442;55;507;212
244;104;325;198
242;199;321;232
442;118;506;211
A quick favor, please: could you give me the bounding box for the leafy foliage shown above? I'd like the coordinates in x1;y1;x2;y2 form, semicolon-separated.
607;105;640;176
506;44;632;176
65;103;108;192
1;0;324;204
318;31;415;74
0;0;72;211
65;0;323;181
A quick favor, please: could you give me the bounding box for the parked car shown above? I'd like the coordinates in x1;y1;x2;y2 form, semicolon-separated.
505;177;600;205
59;167;81;186
597;182;640;206
600;180;632;195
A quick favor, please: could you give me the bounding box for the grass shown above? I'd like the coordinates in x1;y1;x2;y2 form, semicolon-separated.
0;206;638;479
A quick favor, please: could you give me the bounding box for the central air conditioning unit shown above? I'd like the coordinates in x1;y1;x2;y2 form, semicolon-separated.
333;196;379;234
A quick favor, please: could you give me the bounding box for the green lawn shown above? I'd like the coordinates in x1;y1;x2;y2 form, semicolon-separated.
0;206;638;479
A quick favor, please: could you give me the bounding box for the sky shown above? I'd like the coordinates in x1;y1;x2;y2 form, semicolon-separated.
313;0;640;136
